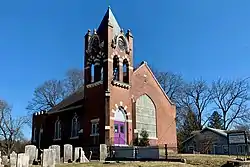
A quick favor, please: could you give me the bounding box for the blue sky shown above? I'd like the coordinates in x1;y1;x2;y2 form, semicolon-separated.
1;0;250;138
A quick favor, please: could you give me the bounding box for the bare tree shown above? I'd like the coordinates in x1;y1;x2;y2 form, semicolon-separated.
63;68;84;95
149;65;195;133
211;78;250;130
0;100;28;155
152;70;184;104
176;87;194;130
27;68;84;115
27;79;65;114
185;79;212;130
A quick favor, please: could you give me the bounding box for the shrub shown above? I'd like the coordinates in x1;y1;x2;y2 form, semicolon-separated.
138;129;150;146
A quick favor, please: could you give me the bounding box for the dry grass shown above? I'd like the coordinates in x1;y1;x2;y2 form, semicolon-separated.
174;154;234;167
56;162;194;167
48;154;237;167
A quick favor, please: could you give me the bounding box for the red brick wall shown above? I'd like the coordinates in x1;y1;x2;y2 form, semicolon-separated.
131;63;177;148
32;104;87;149
109;86;133;144
105;24;134;145
84;84;105;144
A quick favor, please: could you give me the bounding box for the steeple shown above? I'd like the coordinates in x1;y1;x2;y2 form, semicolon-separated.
97;6;121;37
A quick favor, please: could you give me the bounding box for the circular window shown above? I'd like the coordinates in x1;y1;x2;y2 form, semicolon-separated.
118;37;126;51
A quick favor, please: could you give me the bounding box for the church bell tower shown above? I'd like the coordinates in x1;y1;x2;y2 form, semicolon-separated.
83;7;134;145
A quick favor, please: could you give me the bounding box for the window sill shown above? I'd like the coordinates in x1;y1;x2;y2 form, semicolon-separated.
113;144;128;147
137;137;158;140
70;136;79;139
86;80;103;88
91;118;100;123
111;80;130;89
53;138;61;141
148;137;158;140
90;133;99;137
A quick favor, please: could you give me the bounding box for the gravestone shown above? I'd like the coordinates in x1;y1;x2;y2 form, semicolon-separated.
25;144;37;164
10;151;17;167
99;144;107;162
0;151;3;167
80;150;89;163
49;145;60;164
63;144;72;163
74;147;82;162
2;156;8;166
42;149;55;167
0;151;2;165
17;153;29;167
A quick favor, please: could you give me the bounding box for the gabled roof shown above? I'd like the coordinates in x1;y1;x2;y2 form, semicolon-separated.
48;86;84;113
182;127;227;144
97;6;121;37
191;130;200;135
206;127;227;137
182;127;250;144
133;61;175;106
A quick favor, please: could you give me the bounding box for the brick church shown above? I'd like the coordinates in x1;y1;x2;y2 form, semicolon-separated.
32;7;177;151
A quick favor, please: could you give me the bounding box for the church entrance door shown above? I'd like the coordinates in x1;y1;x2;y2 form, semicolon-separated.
114;121;125;145
113;107;126;145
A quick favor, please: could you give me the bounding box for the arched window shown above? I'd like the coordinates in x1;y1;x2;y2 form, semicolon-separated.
123;59;129;83
71;114;80;137
113;56;119;81
33;127;36;142
90;64;95;83
114;106;126;122
100;67;103;81
54;119;61;140
136;95;156;139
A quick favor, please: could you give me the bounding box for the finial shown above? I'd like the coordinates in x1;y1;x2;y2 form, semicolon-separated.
93;29;97;34
141;61;147;65
126;29;133;38
86;29;91;36
108;5;111;9
120;29;124;33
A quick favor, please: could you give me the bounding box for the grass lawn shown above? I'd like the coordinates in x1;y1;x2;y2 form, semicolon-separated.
52;154;237;167
178;154;233;167
56;161;194;167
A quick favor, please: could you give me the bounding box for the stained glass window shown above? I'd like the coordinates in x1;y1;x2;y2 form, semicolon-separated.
113;56;119;81
71;114;80;137
54;119;61;139
136;95;156;138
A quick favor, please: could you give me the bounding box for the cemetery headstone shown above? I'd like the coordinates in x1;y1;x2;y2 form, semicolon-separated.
80;150;89;163
17;153;29;167
10;151;17;167
0;151;2;165
49;145;60;164
2;156;8;166
99;144;107;162
42;149;55;167
63;144;72;163
25;145;37;164
74;147;82;162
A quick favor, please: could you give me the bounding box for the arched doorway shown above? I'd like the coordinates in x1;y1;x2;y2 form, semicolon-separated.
113;106;126;145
